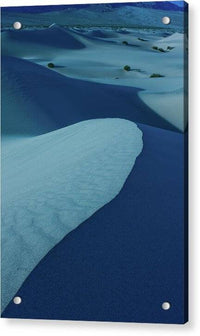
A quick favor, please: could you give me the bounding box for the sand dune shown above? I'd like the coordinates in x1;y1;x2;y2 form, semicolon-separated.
152;32;187;50
86;29;117;39
139;88;186;132
1;118;143;311
2;26;187;133
2;121;186;322
1;3;187;322
1;24;85;58
2;55;177;136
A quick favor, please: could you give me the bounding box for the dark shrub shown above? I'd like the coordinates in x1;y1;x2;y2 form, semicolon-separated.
150;73;165;78
152;46;166;52
138;37;148;42
167;46;175;50
124;65;131;71
158;47;166;52
122;41;129;45
47;63;55;68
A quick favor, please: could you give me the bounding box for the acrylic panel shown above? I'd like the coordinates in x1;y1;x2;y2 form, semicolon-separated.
1;1;188;324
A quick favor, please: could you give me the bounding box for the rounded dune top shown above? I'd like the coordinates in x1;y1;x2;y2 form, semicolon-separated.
86;29;117;39
156;32;185;48
2;24;85;53
48;118;143;162
2;117;143;311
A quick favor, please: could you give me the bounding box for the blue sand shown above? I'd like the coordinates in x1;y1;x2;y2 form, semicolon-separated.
2;123;188;324
3;26;85;50
1;118;143;311
2;56;178;134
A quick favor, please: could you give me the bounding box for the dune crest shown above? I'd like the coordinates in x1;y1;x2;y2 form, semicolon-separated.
139;88;187;132
1;24;85;57
2;55;177;136
2;118;143;311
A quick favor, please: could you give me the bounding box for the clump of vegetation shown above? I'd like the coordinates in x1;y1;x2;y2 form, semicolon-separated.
150;73;165;78
167;46;175;50
47;62;55;68
122;41;129;45
152;46;166;52
138;37;148;42
124;65;131;71
158;47;165;52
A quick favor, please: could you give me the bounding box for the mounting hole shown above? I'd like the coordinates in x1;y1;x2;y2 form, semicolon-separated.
162;16;171;25
13;296;22;305
13;22;22;30
162;302;171;310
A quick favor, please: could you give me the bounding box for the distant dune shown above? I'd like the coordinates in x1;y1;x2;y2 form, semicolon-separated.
2;24;85;57
86;29;117;39
2;24;187;131
2;55;177;137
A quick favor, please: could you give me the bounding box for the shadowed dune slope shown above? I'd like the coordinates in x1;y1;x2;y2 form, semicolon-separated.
1;25;85;56
2;122;186;323
1;118;143;312
2;55;178;136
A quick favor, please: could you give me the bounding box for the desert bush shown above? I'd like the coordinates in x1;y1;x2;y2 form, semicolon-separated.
124;65;131;71
167;46;175;50
150;73;165;78
158;47;165;52
47;63;55;68
138;37;147;42
152;46;166;52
